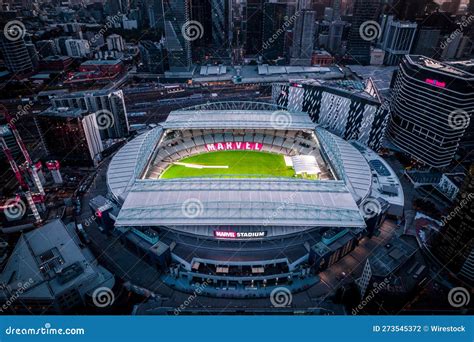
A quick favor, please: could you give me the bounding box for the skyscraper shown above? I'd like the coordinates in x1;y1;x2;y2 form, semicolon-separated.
290;3;316;66
211;0;228;48
388;56;474;168
163;0;192;71
431;165;474;284
0;30;34;75
244;0;264;55
332;0;341;20
189;0;230;59
411;28;441;58
328;20;345;53
262;2;288;62
380;20;417;65
186;0;209;62
139;40;168;73
346;0;381;65
148;0;165;32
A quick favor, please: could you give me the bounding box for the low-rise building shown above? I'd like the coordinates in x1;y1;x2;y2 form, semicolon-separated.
0;219;114;313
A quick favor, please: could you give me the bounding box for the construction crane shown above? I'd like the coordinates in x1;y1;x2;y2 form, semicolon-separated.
0;105;45;196
0;105;43;224
0;136;42;224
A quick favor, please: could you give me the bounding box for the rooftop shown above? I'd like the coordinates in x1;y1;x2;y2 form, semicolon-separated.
347;65;398;99
369;237;418;277
0;220;114;301
81;59;122;66
115;178;366;229
290;78;381;103
163;102;314;130
191;64;344;83
38;106;87;118
407;55;474;78
52;88;122;99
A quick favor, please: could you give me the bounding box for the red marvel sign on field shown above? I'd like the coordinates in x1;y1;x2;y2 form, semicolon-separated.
205;142;263;152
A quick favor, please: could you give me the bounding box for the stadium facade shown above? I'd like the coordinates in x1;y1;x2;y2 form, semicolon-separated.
272;79;390;151
96;101;403;297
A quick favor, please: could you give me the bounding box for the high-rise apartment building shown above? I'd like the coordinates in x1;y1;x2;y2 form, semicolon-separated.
0;33;34;75
51;89;130;140
36;107;104;166
388;56;474;168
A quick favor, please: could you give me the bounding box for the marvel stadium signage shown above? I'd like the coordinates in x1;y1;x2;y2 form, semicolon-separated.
214;230;267;239
206;142;262;152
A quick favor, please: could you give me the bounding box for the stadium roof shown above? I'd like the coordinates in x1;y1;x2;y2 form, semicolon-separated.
315;128;372;202
107;127;163;202
107;102;375;229
163;101;314;130
114;179;366;228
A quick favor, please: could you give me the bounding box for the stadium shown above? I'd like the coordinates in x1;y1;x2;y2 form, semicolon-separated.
102;101;404;297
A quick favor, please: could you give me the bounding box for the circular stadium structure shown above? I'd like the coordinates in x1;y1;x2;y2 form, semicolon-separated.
102;101;404;298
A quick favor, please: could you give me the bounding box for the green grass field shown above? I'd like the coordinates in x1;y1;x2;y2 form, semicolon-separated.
160;151;295;179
